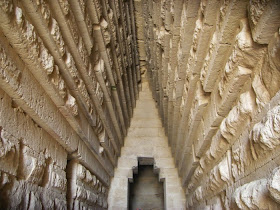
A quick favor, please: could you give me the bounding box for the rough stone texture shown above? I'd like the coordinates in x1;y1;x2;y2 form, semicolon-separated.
0;0;139;208
108;80;185;209
268;166;280;203
234;167;280;210
67;160;109;209
135;0;280;209
0;0;280;209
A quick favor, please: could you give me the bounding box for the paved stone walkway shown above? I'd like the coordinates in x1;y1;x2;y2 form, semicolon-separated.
108;80;186;209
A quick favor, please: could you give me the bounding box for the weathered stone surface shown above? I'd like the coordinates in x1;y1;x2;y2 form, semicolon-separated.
234;166;280;209
135;0;280;209
250;105;280;159
68;160;109;209
0;0;139;208
248;0;280;44
0;0;280;209
108;79;185;209
268;166;280;203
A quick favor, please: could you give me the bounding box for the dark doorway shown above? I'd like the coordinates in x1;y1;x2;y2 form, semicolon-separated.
129;165;164;210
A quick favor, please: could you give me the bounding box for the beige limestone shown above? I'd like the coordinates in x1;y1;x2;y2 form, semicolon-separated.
0;0;139;208
135;0;280;209
108;80;185;209
0;0;280;209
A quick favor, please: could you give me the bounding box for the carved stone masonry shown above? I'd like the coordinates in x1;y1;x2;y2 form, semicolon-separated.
250;105;280;160
234;166;280;209
68;160;108;209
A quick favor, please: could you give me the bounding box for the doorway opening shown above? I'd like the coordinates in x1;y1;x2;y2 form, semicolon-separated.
128;158;164;210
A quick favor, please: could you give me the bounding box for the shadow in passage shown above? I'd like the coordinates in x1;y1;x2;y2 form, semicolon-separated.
129;165;164;210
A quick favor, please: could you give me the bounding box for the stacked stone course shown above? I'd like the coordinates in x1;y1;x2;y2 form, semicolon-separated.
135;0;280;208
1;0;280;208
0;0;139;209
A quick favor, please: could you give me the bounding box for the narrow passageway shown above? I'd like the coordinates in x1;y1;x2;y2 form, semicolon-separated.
1;0;280;209
129;165;164;210
108;78;185;209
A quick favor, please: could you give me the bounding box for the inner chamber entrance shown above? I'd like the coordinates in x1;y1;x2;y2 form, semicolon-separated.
129;165;164;210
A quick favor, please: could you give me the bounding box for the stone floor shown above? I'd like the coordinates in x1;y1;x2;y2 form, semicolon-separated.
108;80;186;209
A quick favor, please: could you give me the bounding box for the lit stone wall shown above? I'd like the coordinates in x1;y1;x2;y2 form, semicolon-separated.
135;0;280;209
0;0;139;209
1;0;280;208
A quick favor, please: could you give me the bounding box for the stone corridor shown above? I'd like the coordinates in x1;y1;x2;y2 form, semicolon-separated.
108;78;185;209
0;0;280;209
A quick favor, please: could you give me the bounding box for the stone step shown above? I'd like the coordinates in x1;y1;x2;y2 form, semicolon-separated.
109;82;185;209
130;118;162;128
124;136;169;147
133;108;159;119
126;127;162;137
136;100;157;109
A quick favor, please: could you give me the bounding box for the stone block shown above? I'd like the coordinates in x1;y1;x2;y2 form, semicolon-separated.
195;124;218;158
133;108;158;119
0;129;19;176
218;66;252;117
117;157;137;169
234;178;279;209
154;146;172;158
219;0;248;44
202;43;232;93
155;158;175;169
127;127;160;137
248;0;280;44
122;145;153;157
262;31;280;97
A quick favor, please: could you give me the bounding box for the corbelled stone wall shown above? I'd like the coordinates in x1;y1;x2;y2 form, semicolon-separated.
0;0;139;209
135;0;280;209
1;0;280;209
